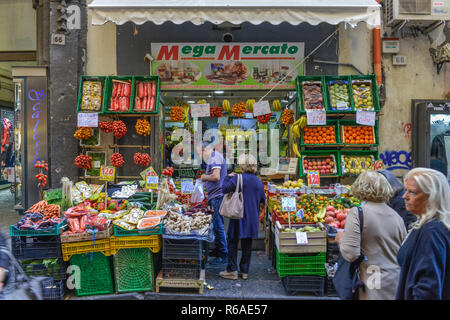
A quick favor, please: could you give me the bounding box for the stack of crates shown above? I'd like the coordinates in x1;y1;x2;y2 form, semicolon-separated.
10;223;67;300
110;235;161;293
275;248;327;297
162;238;204;280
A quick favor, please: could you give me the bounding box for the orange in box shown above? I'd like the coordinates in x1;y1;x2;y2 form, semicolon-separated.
342;125;374;144
303;126;336;144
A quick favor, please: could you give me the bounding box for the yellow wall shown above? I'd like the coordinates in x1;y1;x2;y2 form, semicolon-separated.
0;0;36;51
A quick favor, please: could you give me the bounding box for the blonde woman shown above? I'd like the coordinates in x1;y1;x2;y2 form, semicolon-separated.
219;154;266;280
396;168;450;300
335;171;407;299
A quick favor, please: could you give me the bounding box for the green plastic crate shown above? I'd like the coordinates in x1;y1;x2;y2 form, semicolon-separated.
113;248;154;293
10;220;66;237
338;119;379;147
276;248;326;277
323;75;353;113
339;150;380;176
69;252;114;297
296;76;328;113
349;74;380;113
76;75;107;114
102;76;135;114
113;218;164;237
299;150;341;178
132;76;161;115
299;119;341;147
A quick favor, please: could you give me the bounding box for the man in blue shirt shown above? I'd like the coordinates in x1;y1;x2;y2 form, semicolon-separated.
199;141;228;264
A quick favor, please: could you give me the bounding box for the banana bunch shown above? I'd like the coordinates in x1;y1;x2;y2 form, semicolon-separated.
292;143;301;158
197;99;207;104
246;99;256;112
222;99;231;112
291;116;307;139
280;144;288;157
272;99;282;112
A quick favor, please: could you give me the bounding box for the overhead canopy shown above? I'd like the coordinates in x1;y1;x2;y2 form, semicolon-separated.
88;0;381;29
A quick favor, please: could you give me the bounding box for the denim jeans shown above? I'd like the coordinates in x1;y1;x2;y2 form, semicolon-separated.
208;197;228;258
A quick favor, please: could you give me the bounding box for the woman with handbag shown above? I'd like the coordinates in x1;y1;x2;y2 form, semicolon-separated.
218;154;266;280
335;171;407;299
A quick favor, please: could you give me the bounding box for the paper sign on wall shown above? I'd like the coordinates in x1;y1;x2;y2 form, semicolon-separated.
356;110;376;126
77;112;98;127
190;103;210;118
306;109;326;125
252;100;271;116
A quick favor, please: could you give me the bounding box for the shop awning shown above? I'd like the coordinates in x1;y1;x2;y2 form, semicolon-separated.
88;0;381;29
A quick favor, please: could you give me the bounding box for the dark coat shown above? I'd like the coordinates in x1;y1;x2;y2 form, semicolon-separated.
396;219;450;300
0;232;10;288
222;173;266;239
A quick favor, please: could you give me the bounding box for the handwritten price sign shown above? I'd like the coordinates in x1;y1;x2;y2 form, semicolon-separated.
356;111;376;126
77;112;98;127
372;160;384;171
190;103;210;118
306;109;326;125
253;100;271;116
99;166;115;182
307;171;320;188
281;197;297;212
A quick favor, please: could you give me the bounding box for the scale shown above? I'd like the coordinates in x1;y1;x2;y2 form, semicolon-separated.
260;157;298;177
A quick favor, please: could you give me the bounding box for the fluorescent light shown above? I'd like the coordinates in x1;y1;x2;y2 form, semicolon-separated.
214;90;224;94
187;100;196;104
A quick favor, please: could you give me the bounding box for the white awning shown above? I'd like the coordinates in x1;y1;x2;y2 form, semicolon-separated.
88;0;381;29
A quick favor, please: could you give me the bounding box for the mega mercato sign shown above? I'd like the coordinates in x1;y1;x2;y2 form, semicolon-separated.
151;42;304;90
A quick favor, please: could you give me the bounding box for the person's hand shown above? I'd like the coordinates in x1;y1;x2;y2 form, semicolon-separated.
335;231;344;243
228;172;236;178
200;174;207;182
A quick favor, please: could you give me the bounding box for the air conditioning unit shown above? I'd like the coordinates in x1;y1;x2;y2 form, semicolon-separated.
385;0;450;26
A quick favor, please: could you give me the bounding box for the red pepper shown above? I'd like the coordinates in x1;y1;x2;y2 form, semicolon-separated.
146;82;152;98
149;97;155;111
112;82;118;97
151;81;156;97
123;83;131;97
135;97;141;110
138;82;145;99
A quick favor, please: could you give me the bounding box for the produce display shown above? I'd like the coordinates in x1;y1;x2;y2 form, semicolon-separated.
112;208;160;231
232;101;246;117
280;225;323;233
324;206;350;229
74;127;92;140
222;99;231;112
85;152;105;177
109;80;132;112
112;184;138;199
80;80;103;112
352;80;374;111
80;128;100;146
270;179;305;191
134;80;157;112
257;113;272;124
99;121;114;133
170;106;185;121
210;106;223;118
302;81;324;110
74;154;93;170
302;155;337;176
164;204;213;235
328;80;351;111
112;120;127;139
64;202;110;235
25;200;61;219
302;126;336;144
162;166;174;177
133;152;151;167
341;155;375;175
245;99;255;112
342;125;375;145
111;153;125;168
135;118;151;136
281;109;294;126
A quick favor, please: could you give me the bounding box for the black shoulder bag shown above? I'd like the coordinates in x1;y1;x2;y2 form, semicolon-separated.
332;206;366;300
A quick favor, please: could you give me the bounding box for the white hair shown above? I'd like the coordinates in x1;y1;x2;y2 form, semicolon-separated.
405;167;450;230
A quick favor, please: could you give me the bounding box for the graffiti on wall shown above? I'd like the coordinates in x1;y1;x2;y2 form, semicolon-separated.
401;122;412;139
379;150;412;171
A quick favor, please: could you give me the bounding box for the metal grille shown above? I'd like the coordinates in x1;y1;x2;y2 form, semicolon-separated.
399;0;431;14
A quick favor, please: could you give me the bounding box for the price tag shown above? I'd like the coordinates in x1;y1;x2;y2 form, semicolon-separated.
336;101;349;110
140;166;157;180
99;166;115;182
281;197;297;212
190;103;210;118
356;110;376;126
245;113;253;119
296;209;304;220
252;100;271;116
372;160;384;171
77;113;98;127
296;232;308;244
217;117;228;125
306;109;326;125
93;161;101;168
181;178;194;194
307;171;320;188
146;175;159;189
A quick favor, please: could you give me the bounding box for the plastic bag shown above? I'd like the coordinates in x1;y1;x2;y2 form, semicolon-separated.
190;179;205;204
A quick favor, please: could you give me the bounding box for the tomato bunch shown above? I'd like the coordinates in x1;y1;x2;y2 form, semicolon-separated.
74;127;92;140
34;161;49;187
170;106;184;121
74;154;93;170
133;152;151;167
135;118;151;136
112;120;127;139
99;121;114;133
232;102;246;117
34;160;49;171
111;153;125;167
162;166;174;177
281;109;294;126
210;107;223;118
257;113;272;124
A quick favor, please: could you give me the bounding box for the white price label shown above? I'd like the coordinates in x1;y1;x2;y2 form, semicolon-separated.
93;161;101;168
296;232;308;244
252;100;271;116
336;101;349;110
190;103;210;118
306;109;326;125
356;110;376;126
245;113;253;119
181;178;194;194
77;113;98;127
281;197;297;212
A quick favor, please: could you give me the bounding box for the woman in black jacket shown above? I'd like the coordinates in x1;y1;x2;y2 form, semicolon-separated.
378;169;417;231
